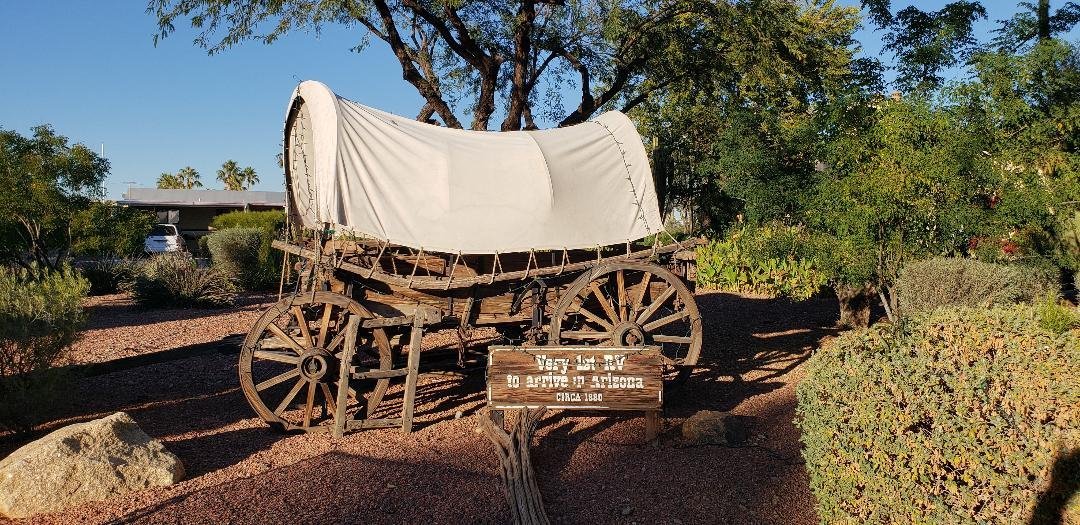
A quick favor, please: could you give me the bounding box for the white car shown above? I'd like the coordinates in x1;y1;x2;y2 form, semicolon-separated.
144;224;186;253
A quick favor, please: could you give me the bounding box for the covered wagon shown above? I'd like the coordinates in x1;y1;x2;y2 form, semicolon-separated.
241;81;702;435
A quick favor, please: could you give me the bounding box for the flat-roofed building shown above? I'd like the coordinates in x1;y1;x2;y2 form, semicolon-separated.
118;188;285;239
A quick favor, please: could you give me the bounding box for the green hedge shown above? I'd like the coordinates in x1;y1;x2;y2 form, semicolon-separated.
696;224;827;300
0;266;88;432
205;227;279;290
797;306;1079;523
895;257;1058;316
209;210;285;232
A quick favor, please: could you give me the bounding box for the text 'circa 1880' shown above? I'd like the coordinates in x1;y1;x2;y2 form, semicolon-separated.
486;346;663;410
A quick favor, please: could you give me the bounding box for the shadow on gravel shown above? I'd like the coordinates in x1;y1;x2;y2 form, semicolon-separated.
664;291;841;418
110;450;505;525
82;293;275;331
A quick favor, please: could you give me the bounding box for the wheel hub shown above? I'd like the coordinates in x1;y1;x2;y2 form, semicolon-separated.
297;348;333;382
612;322;646;346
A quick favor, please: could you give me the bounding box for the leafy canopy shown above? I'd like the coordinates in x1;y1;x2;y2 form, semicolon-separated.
0;126;108;272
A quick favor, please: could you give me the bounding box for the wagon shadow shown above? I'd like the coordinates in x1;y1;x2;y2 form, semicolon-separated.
110;450;506;525
662;290;841;418
80;292;275;331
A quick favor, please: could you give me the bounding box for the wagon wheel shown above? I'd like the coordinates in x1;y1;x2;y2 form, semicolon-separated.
549;261;702;374
239;291;392;432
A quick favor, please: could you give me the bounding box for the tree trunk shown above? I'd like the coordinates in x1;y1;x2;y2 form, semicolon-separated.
1038;0;1051;41
480;408;550;525
834;284;874;329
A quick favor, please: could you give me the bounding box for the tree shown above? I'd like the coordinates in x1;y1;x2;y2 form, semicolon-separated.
150;0;860;132
0;126;108;272
157;166;202;189
70;202;156;257
216;160;258;191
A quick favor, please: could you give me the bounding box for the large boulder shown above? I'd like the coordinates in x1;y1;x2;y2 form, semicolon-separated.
0;412;184;518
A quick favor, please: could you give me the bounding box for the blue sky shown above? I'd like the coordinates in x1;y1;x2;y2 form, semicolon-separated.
0;1;1066;199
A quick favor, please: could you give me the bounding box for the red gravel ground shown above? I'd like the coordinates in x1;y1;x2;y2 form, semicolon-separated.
0;290;840;524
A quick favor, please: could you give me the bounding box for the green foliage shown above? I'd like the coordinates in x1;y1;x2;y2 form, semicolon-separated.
0;125;108;271
79;258;141;296
696;224;827;300
896;257;1058;316
157;166;202;189
0;266;89;432
69;201;155;258
132;253;235;308
1037;295;1080;334
205;227;279;290
797;305;1080;523
216;160;258;191
209;210;285;232
208;211;285;290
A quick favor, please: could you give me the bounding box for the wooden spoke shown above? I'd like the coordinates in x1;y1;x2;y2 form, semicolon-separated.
561;330;612;340
642;310;691;332
616;270;628;322
256;369;300;391
291;306;313;345
320;383;337;415
302;382;316;427
253;350;300;365
241;291;394;433
274;379;307;415
550;262;702;377
569;298;614;331
316;303;334;348
588;281;620;325
266;323;307;355
258;336;293;350
631;272;652;315
636;285;676;325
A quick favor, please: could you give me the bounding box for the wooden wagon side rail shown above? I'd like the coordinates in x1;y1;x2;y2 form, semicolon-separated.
272;239;695;291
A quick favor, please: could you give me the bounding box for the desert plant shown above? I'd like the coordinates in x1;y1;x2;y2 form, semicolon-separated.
205;227;278;290
132;253;235;308
79;257;141;295
0;266;89;432
696;224;827;300
1037;295;1080;334
209;210;285;232
797;305;1080;523
895;257;1058;316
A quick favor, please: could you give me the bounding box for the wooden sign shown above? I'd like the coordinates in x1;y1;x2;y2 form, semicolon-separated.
487;346;663;410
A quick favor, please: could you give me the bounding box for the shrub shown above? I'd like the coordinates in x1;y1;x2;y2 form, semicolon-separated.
696;224;827;300
79;257;140;295
797;306;1080;523
132;253;235;308
895;257;1057;316
1037;295;1080;334
70;201;155;258
205;227;279;290
209;210;286;232
0;266;88;432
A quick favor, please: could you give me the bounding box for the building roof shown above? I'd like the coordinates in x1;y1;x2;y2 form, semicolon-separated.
118;188;286;208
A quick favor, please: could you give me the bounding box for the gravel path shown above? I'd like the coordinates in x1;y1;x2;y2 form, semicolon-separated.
0;290;839;524
66;293;279;365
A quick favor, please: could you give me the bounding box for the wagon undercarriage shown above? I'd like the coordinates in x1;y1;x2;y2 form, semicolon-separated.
239;238;703;434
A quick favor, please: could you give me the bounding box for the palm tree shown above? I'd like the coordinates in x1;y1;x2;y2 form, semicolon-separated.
217;160;258;191
156;167;202;189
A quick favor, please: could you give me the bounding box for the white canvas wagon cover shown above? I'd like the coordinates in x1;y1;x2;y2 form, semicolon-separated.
284;81;663;254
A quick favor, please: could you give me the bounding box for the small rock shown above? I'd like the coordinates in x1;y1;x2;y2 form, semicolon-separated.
621;506;633;516
454;410;463;419
681;411;754;446
0;412;184;518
